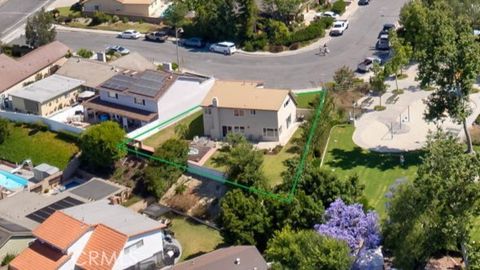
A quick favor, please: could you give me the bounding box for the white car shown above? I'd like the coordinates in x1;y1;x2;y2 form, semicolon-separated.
209;42;237;55
315;11;340;20
106;45;130;55
330;20;349;36
357;56;382;72
119;29;141;39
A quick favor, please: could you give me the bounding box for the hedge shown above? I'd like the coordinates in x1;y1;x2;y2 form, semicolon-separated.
331;0;346;15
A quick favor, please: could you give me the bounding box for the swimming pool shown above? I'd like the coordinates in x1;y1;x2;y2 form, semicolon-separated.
0;170;28;190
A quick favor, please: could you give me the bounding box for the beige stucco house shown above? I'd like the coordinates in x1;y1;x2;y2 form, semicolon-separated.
10;75;84;117
83;0;166;18
201;81;298;145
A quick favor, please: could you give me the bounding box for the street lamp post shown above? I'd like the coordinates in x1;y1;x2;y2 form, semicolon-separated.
175;27;184;71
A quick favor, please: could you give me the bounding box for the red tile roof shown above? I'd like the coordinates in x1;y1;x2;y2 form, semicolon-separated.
76;224;128;270
9;240;70;270
33;211;90;251
0;41;69;93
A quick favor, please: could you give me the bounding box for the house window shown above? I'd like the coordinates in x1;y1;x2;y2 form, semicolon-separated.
234;126;245;133
263;128;278;137
286;114;292;129
284;98;290;108
234;109;244;117
124;240;144;255
250;110;256;115
108;92;118;99
134;97;145;105
205;108;212;115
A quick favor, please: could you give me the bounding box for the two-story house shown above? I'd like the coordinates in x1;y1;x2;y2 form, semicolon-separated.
201;81;298;145
9;200;177;270
83;69;214;131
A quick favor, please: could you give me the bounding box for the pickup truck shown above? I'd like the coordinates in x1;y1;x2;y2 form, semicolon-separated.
330;20;349;36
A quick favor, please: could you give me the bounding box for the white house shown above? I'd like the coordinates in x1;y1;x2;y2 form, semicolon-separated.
201;81;298;145
9;200;174;270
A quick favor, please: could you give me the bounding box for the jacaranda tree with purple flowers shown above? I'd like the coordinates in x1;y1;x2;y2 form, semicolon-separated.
315;198;381;252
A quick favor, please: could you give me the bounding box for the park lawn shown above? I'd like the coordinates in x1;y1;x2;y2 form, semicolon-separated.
0;124;79;169
142;111;203;148
322;125;421;217
169;216;225;261
263;129;302;187
295;92;321;108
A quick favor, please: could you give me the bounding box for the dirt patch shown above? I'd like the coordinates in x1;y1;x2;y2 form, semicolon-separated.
161;175;227;221
470;125;480;146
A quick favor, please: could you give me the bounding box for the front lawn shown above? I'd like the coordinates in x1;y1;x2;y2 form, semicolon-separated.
295;92;321;108
0;123;79;169
322;125;421;217
169;216;225;261
56;6;82;17
142;111;203;148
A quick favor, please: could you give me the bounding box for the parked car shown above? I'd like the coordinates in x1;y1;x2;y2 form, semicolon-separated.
209;41;237;55
357;56;382;72
376;34;390;50
315;11;340;20
119;29;141;39
145;31;168;42
181;37;205;48
106;45;130;55
358;0;370;5
378;23;396;38
330;20;349;36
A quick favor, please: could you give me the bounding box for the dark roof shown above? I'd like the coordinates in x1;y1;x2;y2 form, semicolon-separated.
172;246;268;270
98;69;178;100
0;217;32;248
68;178;124;201
142;203;171;219
25;196;84;223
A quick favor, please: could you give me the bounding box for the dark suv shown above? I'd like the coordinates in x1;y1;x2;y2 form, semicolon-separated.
359;0;370;5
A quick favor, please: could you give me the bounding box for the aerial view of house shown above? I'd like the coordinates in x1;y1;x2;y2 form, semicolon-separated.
83;0;168;18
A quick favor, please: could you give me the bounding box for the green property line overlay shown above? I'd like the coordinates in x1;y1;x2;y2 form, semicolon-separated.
119;90;326;203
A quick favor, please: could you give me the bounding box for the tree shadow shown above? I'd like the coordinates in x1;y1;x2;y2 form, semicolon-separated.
325;146;423;171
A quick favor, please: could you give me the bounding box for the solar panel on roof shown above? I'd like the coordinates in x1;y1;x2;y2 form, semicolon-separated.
25;197;84;223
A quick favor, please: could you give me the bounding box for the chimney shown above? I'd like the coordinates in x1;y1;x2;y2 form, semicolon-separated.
234;258;240;265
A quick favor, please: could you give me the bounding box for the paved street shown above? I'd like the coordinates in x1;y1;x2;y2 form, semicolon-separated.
0;0;53;42
42;0;406;88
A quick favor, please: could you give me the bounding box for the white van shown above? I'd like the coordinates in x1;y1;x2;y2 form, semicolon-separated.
209;41;237;55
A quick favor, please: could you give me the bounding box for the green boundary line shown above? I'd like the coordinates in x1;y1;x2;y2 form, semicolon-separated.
119;90;326;203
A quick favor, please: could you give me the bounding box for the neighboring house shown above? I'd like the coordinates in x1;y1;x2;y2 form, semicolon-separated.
83;0;166;18
9;75;84;116
83;69;214;131
55;52;157;91
0;191;87;261
0;41;70;98
201;81;297;144
170;246;268;270
9;200;177;270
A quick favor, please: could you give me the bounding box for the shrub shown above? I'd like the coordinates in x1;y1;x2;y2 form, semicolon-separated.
1;254;15;266
331;0;346;15
243;41;254;52
265;19;290;45
121;16;129;23
175;183;187;195
252;36;268;50
269;45;284;53
287;21;325;46
171;62;179;71
90;11;111;25
289;42;301;50
317;16;334;28
374;105;386;111
76;48;93;59
111;15;120;23
0;119;10;144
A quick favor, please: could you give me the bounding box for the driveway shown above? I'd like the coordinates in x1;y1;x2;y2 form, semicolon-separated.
0;0;54;42
46;0;407;88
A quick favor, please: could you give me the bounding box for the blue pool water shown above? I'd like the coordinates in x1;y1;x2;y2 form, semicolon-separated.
0;170;28;190
64;181;80;189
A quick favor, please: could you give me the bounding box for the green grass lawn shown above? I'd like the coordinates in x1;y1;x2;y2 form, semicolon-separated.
142;111;203;148
56;6;82;17
322;125;421;217
169;216;225;261
295;92;321;108
0;124;79;169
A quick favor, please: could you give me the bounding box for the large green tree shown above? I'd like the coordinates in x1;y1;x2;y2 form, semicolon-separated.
25;8;56;48
384;30;412;91
0;119;10;144
265;226;352;270
412;2;480;153
144;138;189;198
237;0;258;41
163;1;188;29
79;121;126;169
384;132;480;268
263;0;303;25
399;0;428;52
369;63;387;107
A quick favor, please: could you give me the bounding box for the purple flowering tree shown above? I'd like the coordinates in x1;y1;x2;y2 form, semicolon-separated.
314;198;381;251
